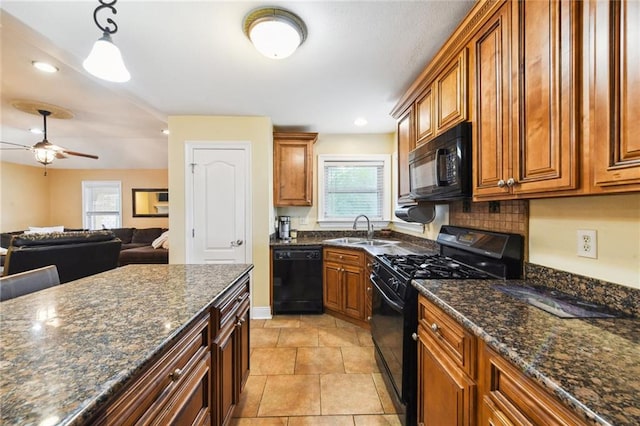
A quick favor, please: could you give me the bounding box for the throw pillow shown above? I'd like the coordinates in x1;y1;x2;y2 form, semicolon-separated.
161;239;169;249
25;225;65;234
152;231;169;249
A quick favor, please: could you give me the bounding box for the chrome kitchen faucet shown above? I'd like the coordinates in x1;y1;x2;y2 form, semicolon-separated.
353;214;374;240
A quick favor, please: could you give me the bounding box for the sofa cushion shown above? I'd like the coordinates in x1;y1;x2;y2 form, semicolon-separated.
118;246;168;266
110;228;134;244
10;230;116;247
131;228;163;244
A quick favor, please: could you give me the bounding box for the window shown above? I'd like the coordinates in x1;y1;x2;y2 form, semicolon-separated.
317;155;392;226
82;181;122;230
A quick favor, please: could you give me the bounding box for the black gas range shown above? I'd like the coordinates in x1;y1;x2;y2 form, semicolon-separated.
369;225;524;425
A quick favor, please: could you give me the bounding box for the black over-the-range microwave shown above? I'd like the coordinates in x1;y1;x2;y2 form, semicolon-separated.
408;121;472;201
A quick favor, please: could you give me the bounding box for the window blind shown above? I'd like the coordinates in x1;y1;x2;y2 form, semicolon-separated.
323;160;384;219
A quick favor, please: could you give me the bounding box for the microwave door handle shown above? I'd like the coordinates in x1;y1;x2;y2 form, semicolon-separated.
435;148;447;186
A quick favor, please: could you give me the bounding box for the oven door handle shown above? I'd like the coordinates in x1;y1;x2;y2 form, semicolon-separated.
370;277;404;313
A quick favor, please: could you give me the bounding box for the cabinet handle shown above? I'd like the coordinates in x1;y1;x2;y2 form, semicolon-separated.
506;177;516;187
431;323;439;334
411;332;418;341
170;368;183;381
367;316;372;321
367;287;371;292
497;179;506;188
339;255;344;259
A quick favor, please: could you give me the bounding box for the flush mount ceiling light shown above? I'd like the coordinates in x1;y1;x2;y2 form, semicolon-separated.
83;0;130;82
243;7;307;59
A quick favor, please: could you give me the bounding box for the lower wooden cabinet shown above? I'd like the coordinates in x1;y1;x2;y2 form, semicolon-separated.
417;295;476;426
417;294;588;426
323;247;367;326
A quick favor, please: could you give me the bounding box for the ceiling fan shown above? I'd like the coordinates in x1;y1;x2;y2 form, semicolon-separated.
1;108;99;175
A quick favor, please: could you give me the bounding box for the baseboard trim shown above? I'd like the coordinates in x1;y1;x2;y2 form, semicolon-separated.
251;306;272;320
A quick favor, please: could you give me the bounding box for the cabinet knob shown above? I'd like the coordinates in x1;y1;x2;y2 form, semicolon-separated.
170;368;183;381
237;321;242;326
497;179;506;188
339;255;344;259
367;287;371;292
367;316;372;321
431;323;439;333
411;332;418;341
506;177;516;187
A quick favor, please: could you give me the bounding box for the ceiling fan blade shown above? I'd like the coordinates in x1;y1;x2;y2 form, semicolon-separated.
0;140;33;150
55;152;69;159
62;150;99;160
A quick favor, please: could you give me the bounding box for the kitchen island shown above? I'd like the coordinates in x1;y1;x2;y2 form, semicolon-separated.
0;263;253;425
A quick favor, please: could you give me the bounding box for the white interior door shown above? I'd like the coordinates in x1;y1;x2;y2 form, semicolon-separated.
186;143;251;264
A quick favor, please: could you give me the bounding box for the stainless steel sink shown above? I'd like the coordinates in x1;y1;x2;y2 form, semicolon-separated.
323;237;399;247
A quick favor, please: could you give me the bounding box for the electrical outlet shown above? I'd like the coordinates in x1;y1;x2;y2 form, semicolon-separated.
299;216;309;225
577;230;597;259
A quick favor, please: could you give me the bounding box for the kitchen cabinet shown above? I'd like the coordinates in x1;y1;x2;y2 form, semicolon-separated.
212;274;251;426
416;87;434;145
273;132;318;206
90;314;212;425
591;0;640;191
365;253;375;324
479;343;586;426
434;49;468;136
397;107;415;205
417;294;476;426
470;0;581;200
323;247;367;326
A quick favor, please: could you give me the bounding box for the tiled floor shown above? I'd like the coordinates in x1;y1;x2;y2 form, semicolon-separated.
231;314;401;425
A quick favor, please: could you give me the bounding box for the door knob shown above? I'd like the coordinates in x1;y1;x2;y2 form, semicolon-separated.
230;239;244;247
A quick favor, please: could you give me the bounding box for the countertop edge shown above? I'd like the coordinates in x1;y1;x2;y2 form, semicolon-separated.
412;282;613;426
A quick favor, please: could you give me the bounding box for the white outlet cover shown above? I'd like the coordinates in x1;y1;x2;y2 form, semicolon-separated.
577;229;597;259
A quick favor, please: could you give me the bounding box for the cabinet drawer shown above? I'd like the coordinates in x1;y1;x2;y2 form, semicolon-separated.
483;346;585;426
418;295;476;378
324;248;363;266
95;314;210;425
213;276;250;332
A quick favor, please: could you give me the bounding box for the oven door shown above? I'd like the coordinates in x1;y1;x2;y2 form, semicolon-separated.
370;276;405;402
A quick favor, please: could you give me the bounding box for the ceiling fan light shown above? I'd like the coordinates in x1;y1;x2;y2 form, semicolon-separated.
244;8;307;59
83;33;131;83
34;148;56;165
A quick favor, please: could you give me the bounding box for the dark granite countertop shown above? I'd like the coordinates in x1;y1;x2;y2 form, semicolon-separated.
270;235;437;256
412;279;640;426
0;263;254;426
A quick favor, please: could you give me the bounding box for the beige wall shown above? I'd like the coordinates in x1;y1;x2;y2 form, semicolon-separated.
529;194;640;289
0;162;50;231
276;133;396;230
167;115;273;310
0;162;168;231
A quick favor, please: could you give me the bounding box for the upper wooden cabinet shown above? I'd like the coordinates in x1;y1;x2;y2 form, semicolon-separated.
435;49;468;136
397;107;415;205
273;132;317;206
591;0;640;190
470;0;581;200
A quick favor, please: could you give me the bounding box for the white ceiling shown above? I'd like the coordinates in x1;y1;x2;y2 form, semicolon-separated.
0;1;474;169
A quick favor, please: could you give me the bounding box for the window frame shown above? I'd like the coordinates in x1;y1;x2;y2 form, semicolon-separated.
81;181;122;230
317;154;392;228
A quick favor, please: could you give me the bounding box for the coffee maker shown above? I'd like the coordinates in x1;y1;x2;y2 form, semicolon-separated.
277;216;291;240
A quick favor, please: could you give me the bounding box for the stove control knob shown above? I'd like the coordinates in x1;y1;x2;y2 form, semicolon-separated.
411;333;418;341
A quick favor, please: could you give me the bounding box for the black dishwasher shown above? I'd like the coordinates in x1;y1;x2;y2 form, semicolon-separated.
272;246;323;314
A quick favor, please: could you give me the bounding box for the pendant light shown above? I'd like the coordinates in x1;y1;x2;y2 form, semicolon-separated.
243;7;307;59
83;0;130;82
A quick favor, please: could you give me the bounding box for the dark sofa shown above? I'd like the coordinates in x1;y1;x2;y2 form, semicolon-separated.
111;227;169;266
2;231;121;284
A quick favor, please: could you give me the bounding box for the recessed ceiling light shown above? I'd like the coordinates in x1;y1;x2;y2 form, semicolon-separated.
32;61;59;73
29;128;44;134
354;117;368;127
161;129;170;135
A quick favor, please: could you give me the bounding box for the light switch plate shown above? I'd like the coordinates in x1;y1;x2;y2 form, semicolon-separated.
577;230;597;259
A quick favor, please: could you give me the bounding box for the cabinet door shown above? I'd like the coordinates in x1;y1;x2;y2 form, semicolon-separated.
435;49;468;135
236;301;251;394
416;87;434;145
342;264;364;320
397;107;415;205
470;3;513;199
592;0;640;188
512;0;580;194
323;262;342;312
213;323;236;426
273;133;317;206
417;327;475;426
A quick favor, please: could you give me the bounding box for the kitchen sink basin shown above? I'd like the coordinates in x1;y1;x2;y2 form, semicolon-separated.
323;237;399;247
